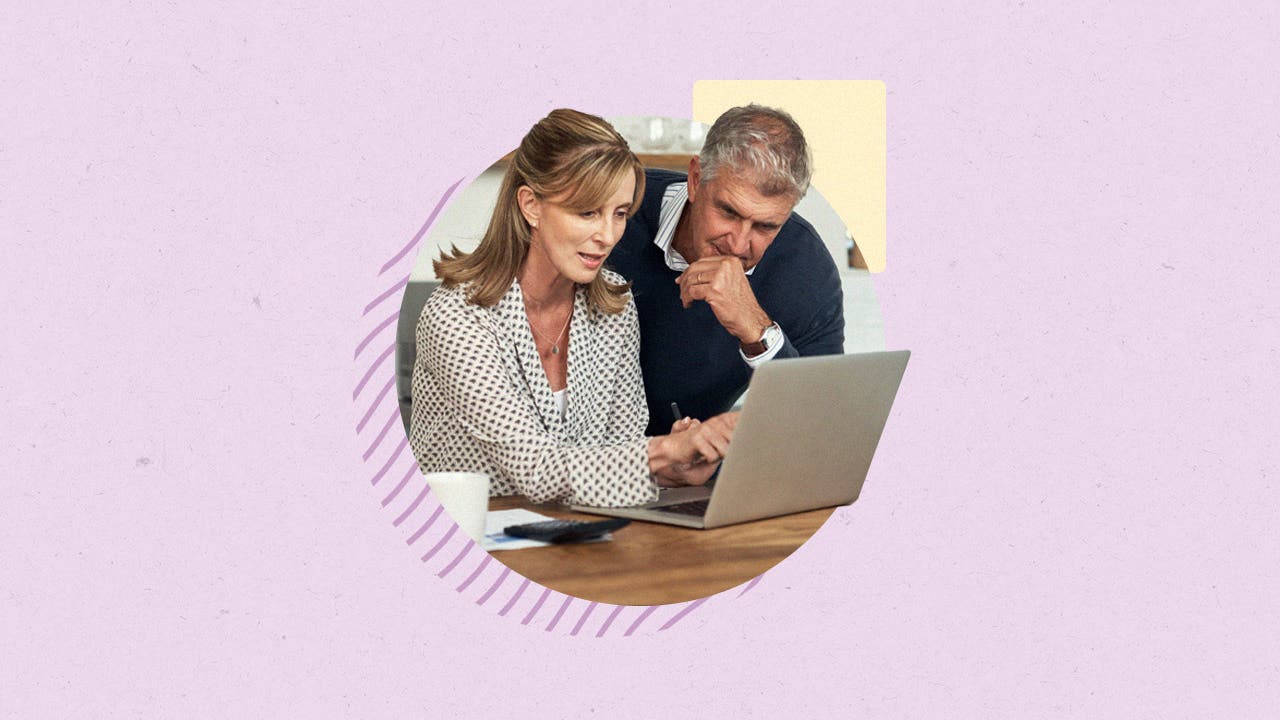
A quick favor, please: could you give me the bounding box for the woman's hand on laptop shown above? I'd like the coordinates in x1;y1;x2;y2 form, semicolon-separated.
649;411;740;486
675;412;738;466
650;418;717;470
656;459;720;487
697;411;738;459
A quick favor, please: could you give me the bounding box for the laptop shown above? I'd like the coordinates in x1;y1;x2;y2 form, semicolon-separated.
569;350;910;529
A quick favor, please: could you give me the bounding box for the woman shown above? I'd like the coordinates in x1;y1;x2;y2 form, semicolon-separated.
409;109;733;507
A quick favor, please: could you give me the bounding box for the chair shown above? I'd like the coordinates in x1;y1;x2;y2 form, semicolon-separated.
396;280;440;433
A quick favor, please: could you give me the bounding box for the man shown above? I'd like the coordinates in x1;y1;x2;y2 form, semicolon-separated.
610;105;846;436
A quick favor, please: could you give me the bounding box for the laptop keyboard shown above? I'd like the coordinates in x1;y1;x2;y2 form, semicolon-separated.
658;499;709;517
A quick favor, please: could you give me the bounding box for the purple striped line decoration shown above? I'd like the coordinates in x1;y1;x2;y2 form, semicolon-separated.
595;604;626;638
522;588;553;626
378;178;465;276
352;343;394;401
659;598;707;631
476;566;512;606
545;596;574;633
382;463;419;508
367;436;408;486
570;602;598;636
624;605;659;637
421;524;459;563
356;375;396;434
363;275;409;317
498;578;531;616
392;481;430;526
456;554;492;593
406;505;444;545
352;180;765;637
353;311;398;361
361;405;402;461
436;540;475;578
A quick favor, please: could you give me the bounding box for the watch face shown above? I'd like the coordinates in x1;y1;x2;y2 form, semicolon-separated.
760;323;782;351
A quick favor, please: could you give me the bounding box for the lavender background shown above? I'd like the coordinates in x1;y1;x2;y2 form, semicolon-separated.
4;3;1279;717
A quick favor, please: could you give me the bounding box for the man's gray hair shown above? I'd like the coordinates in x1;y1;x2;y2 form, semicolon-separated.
698;104;812;200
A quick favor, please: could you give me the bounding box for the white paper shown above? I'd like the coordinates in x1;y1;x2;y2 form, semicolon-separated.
481;509;556;551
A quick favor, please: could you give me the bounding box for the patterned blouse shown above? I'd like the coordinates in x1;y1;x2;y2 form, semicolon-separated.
408;271;659;507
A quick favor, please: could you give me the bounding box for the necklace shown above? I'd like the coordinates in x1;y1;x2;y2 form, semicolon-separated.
531;307;571;355
522;291;573;356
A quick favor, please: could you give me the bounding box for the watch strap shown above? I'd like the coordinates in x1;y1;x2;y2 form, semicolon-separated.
740;322;780;358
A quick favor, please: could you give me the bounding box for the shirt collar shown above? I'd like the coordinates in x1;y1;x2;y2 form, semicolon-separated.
654;182;691;271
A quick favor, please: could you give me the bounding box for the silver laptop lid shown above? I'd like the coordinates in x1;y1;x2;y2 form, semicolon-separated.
702;350;910;528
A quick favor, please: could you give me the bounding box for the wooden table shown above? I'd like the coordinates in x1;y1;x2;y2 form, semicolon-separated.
488;496;835;606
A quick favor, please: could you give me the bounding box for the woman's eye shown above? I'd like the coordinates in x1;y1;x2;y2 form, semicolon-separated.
580;210;598;219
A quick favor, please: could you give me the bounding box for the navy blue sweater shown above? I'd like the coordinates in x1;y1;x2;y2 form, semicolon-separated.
609;169;845;436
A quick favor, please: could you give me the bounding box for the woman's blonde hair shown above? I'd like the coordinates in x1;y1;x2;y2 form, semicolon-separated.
434;109;645;314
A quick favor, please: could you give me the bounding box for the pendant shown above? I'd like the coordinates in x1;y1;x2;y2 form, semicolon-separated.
551;344;560;355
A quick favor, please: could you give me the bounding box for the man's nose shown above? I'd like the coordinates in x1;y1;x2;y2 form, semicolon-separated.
725;220;752;257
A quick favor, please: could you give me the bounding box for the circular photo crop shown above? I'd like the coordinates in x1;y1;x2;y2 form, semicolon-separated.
394;107;891;605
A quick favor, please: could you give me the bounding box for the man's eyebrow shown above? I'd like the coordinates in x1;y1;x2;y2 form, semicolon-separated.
716;198;784;230
715;199;741;217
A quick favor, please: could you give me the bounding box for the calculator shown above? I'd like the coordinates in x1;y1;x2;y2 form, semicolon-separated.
502;518;631;543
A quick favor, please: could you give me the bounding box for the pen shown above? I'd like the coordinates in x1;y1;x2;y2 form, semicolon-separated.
670;401;704;468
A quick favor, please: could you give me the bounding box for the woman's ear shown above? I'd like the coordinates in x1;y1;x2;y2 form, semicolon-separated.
517;185;541;230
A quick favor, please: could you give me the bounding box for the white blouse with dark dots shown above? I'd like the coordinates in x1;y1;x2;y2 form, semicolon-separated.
409;272;658;507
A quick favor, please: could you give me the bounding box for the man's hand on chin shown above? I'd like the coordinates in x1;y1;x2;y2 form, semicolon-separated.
675;255;772;344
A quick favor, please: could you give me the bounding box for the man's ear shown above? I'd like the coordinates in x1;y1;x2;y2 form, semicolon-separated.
516;185;541;228
686;157;701;203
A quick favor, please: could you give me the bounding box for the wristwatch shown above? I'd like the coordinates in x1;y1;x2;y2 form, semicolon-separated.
740;322;782;358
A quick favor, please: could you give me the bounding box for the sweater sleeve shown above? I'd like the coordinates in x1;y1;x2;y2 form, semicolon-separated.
774;237;846;359
789;268;845;357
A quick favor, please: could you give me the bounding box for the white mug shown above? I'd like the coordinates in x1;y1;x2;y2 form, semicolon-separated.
424;472;490;544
